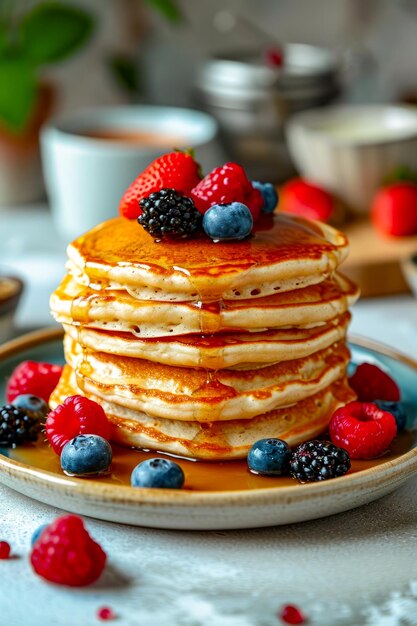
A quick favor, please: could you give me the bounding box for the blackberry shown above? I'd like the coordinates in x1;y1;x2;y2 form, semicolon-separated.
0;404;42;447
290;440;350;482
138;188;202;240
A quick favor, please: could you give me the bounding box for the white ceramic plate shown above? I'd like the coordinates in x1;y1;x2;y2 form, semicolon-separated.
0;328;416;530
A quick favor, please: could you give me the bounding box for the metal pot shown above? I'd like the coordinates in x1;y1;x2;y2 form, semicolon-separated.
195;43;341;181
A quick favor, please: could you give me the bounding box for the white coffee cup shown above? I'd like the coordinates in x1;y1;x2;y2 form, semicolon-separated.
41;106;222;242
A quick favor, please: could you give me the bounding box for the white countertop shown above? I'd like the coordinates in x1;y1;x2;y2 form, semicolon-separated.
1;206;417;626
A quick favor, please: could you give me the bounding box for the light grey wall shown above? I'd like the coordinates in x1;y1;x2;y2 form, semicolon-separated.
141;0;417;105
44;0;417;114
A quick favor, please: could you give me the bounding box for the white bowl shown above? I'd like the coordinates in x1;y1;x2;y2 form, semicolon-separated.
286;105;417;213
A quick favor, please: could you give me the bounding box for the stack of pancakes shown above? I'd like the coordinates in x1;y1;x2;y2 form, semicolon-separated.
50;213;359;460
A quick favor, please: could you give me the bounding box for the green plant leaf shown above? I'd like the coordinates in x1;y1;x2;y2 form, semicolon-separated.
20;2;94;65
143;0;182;23
382;165;417;186
0;21;9;55
0;57;37;133
108;54;141;95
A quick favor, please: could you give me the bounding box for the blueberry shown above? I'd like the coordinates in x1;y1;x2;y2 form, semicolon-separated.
31;523;49;546
202;202;253;241
375;400;407;431
131;458;185;489
13;394;49;421
60;434;112;476
247;438;292;475
252;181;278;213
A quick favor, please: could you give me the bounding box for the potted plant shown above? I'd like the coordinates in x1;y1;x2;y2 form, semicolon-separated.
0;1;94;205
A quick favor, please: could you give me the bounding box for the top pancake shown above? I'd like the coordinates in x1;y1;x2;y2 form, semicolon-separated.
67;213;349;301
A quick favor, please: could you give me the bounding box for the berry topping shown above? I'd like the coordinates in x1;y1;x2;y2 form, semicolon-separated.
202;202;253;241
45;395;112;456
13;394;49;421
265;46;284;68
252;181;278;213
280;178;334;222
191;162;263;220
247;438;292;476
119;151;201;220
349;362;400;402
279;604;307;625
6;360;63;404
60;434;112;476
0;404;42;447
30;514;106;586
131;458;185;489
290;440;351;482
138;188;201;240
0;541;11;559
329;401;397;459
375;400;407;431
371;182;417;236
31;523;49;547
97;606;116;621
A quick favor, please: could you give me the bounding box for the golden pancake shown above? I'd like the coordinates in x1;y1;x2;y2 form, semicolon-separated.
64;334;350;422
50;366;355;460
50;206;358;461
67;213;349;301
51;272;358;338
62;312;351;370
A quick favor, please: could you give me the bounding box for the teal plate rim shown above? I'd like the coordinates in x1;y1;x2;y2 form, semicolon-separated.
0;326;416;507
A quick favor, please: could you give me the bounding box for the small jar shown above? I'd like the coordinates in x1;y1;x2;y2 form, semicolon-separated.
195;43;341;181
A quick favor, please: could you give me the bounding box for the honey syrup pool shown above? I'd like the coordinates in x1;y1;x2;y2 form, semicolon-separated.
3;429;416;492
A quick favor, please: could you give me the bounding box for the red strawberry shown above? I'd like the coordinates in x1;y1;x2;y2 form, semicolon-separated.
119;151;202;219
349;362;400;402
191;162;263;220
280;178;334;222
45;395;112;455
329;401;397;459
371;182;417;236
30;514;106;586
6;360;63;404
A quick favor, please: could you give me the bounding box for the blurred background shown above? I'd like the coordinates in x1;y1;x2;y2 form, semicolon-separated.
2;0;417;338
28;0;417;112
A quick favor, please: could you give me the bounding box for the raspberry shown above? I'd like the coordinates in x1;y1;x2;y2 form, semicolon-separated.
0;541;11;559
191;162;263;220
329;401;397;459
279;604;307;625
349;362;400;402
265;46;284;68
6;360;63;404
30;515;106;587
45;395;112;455
97;607;116;621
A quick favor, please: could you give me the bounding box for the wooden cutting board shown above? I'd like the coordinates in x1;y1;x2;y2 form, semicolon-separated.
341;219;417;297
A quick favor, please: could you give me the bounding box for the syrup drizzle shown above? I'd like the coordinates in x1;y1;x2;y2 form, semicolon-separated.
8;430;416;492
53;212;357;470
68;214;347;300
